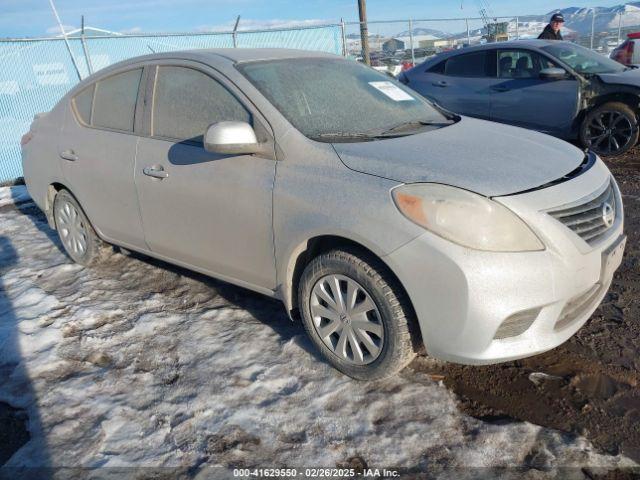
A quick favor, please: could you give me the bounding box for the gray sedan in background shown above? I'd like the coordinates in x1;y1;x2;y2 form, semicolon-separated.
22;49;625;380
400;40;640;156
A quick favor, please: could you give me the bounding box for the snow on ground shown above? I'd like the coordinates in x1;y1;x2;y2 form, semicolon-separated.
0;185;637;474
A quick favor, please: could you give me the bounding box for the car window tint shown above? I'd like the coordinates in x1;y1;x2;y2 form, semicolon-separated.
72;84;94;125
445;51;491;77
428;61;446;74
498;50;560;79
152;66;251;142
92;69;142;132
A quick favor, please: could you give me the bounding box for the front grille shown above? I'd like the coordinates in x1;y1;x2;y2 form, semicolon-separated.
547;181;616;245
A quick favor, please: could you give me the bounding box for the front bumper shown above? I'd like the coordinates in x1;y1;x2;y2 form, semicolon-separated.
383;159;625;365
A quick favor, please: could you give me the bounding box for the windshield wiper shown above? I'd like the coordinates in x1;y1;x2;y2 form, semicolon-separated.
314;120;454;142
374;120;454;137
314;132;378;141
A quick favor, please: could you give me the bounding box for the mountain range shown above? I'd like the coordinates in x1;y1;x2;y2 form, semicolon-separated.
393;2;640;40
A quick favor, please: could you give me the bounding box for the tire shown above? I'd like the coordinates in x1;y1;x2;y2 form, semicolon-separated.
580;102;639;157
298;247;419;380
53;189;106;266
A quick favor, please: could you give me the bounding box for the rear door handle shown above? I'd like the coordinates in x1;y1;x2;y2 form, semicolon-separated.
491;86;510;92
60;149;78;161
143;166;169;179
432;81;449;88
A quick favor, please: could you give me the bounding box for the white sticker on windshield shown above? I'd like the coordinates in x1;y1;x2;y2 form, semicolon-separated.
368;81;415;101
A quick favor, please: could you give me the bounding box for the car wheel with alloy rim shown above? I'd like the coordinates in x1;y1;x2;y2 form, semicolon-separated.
580;102;639;157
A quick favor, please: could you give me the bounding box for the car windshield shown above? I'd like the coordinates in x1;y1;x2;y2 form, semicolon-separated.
542;43;627;75
237;57;452;142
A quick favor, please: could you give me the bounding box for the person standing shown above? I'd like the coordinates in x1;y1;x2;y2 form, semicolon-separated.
538;13;565;40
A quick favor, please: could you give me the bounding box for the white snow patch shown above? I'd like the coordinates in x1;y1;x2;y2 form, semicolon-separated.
0;190;636;472
0;185;29;208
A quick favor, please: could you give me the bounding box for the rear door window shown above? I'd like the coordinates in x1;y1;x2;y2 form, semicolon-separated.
72;84;94;125
151;66;251;143
92;69;143;132
427;61;446;74
444;51;494;77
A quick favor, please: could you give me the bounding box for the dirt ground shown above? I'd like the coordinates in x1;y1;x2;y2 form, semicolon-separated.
1;149;639;475
413;148;640;465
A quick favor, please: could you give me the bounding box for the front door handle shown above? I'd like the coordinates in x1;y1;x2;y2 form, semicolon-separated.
491;85;510;92
432;81;449;88
143;166;169;179
60;149;79;161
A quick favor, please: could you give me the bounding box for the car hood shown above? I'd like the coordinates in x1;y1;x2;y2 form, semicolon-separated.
598;68;640;87
332;117;585;197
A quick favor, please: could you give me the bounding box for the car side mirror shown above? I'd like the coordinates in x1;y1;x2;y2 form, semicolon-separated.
204;121;265;155
539;67;568;81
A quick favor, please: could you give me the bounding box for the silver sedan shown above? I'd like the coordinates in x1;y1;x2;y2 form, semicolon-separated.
22;48;625;379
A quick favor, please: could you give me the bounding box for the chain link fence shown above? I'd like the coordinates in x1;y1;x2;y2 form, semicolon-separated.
342;10;640;68
2;10;640;182
0;25;342;182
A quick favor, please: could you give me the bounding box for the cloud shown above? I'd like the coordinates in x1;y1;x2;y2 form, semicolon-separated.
196;18;331;32
46;24;77;34
121;26;143;34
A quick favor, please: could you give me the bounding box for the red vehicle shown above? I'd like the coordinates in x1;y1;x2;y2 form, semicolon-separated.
611;32;640;66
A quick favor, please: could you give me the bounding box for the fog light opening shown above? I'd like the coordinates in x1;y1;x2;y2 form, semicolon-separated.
494;308;541;340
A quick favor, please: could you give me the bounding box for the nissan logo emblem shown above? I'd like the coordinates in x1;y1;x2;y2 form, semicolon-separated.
602;202;615;228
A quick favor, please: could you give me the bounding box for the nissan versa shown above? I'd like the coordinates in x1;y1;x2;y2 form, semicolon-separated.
21;49;626;380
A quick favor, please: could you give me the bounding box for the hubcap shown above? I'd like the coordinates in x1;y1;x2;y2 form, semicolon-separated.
309;274;384;365
56;200;88;257
587;111;634;155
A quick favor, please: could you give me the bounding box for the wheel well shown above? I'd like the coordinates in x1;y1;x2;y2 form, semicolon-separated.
574;92;640;144
584;93;640;121
592;92;640;111
287;235;417;328
45;182;67;229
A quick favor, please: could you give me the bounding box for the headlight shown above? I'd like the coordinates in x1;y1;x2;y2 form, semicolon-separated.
392;183;544;252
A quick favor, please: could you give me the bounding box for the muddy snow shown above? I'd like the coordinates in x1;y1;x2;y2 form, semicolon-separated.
0;179;638;476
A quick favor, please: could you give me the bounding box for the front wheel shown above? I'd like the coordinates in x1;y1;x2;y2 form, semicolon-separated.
298;248;419;380
580;102;639;157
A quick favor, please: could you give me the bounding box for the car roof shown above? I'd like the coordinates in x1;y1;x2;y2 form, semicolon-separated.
103;48;338;71
190;47;339;63
65;47;342;100
421;39;568;66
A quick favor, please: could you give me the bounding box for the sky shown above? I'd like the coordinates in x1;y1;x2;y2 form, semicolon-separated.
0;0;629;38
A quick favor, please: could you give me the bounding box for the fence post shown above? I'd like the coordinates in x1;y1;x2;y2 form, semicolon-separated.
515;16;519;40
408;19;415;66
47;0;82;80
466;18;470;45
618;11;623;44
232;15;240;48
590;10;595;50
80;17;93;75
340;18;347;57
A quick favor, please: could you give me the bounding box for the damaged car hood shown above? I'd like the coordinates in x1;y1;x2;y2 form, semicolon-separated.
598;68;640;88
332;117;585;197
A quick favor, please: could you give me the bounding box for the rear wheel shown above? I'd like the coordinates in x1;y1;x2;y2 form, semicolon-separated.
580;102;639;156
53;189;106;266
298;248;419;380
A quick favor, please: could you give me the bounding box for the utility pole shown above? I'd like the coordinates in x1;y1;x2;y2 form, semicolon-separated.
357;0;370;65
